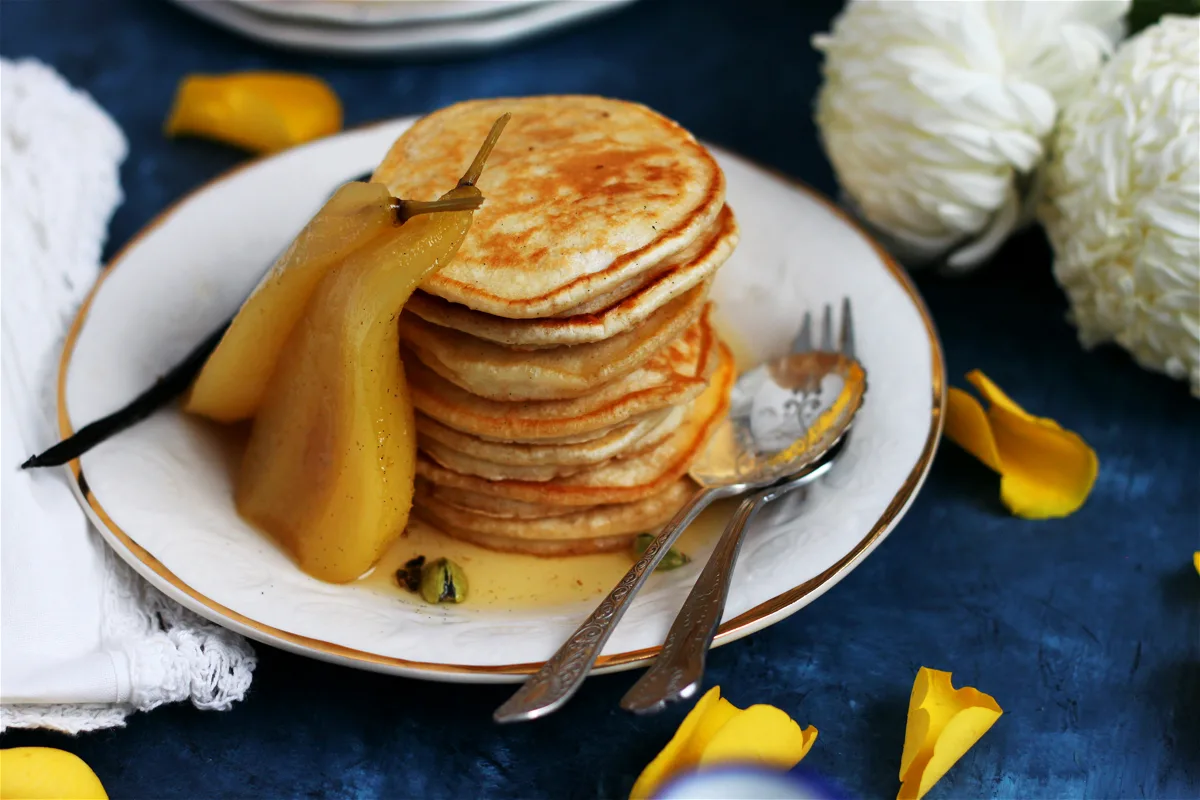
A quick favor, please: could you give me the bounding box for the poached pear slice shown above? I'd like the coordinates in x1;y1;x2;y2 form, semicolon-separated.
236;204;476;582
185;182;398;423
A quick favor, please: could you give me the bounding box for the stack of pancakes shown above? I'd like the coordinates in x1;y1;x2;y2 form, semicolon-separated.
372;96;738;556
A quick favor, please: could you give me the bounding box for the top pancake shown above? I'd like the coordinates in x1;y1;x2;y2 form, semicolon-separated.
372;96;725;319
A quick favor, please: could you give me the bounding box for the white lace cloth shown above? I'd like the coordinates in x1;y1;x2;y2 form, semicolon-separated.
0;58;255;733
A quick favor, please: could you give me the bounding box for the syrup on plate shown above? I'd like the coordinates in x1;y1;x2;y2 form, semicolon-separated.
361;499;739;611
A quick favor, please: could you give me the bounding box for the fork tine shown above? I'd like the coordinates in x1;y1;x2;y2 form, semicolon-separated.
792;311;813;353
839;296;855;358
819;304;833;351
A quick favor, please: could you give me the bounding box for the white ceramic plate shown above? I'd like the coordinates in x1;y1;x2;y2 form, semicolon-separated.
60;118;944;682
169;0;637;58
227;0;547;28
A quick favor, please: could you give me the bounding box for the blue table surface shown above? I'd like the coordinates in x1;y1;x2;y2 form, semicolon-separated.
2;0;1197;797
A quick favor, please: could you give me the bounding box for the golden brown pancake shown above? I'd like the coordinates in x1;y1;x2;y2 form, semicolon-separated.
417;482;579;519
403;206;738;348
398;288;708;401
421;439;586;482
419;400;687;481
416;410;663;467
413;344;734;507
413;479;694;555
404;311;718;443
372;96;725;318
430;528;634;557
415;402;685;469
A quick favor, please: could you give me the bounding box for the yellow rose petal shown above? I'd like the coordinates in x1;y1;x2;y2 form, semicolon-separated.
698;705;817;768
945;387;1003;472
965;370;1034;421
677;693;741;767
165;72;342;154
630;687;816;800
0;747;108;799
945;370;1098;518
898;668;1002;800
631;686;728;800
988;403;1098;519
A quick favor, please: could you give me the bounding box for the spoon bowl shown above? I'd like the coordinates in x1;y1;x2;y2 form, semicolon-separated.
691;350;865;489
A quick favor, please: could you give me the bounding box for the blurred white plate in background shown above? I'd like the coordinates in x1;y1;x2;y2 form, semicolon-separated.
227;0;546;28
168;0;638;58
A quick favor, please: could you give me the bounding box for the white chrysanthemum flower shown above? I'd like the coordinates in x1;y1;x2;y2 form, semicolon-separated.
1040;15;1200;397
813;0;1129;270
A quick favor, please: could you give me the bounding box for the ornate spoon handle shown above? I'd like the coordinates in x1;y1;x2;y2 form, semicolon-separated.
493;486;723;724
619;493;765;714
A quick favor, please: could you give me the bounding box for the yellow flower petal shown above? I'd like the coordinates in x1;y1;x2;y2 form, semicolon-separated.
630;686;729;800
945;370;1098;518
965;370;1034;420
697;706;817;768
945;387;1003;473
165;72;342;154
0;747;108;799
678;693;741;767
898;668;1002;800
630;687;816;800
1194;552;1199;575
989;404;1098;519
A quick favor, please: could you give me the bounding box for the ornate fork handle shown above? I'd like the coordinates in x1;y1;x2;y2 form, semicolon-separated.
619;492;766;714
493;486;725;724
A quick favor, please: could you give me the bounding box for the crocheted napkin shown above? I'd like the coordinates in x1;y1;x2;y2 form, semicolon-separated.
0;58;256;733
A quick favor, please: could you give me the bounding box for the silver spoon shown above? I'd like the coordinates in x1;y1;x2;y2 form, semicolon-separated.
493;299;866;724
620;300;861;713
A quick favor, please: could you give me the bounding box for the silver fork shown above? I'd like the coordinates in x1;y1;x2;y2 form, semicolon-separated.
619;298;857;714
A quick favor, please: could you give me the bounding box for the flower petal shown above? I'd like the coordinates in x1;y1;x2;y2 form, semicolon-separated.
945;387;1003;472
1194;552;1199;575
630;686;732;800
946;371;1098;518
698;705;817;769
898;668;1002;800
679;695;741;767
164;72;342;154
964;370;1034;420
0;748;108;799
630;688;817;800
989;403;1099;518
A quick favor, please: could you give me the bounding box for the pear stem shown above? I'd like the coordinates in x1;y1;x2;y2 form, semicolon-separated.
390;195;484;223
458;113;511;188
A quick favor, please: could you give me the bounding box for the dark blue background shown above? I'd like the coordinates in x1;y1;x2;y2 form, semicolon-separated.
3;1;1197;797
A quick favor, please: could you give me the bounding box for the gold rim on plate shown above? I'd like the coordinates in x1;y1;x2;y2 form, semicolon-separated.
57;121;945;678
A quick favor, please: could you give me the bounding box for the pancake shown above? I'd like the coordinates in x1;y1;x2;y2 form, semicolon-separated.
399;287;708;401
415;407;674;468
413;343;734;507
420;402;687;481
372;96;725;318
413;479;694;555
404;206;738;348
417;482;579;519
404;311;718;443
422;439;587;482
433;529;633;557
